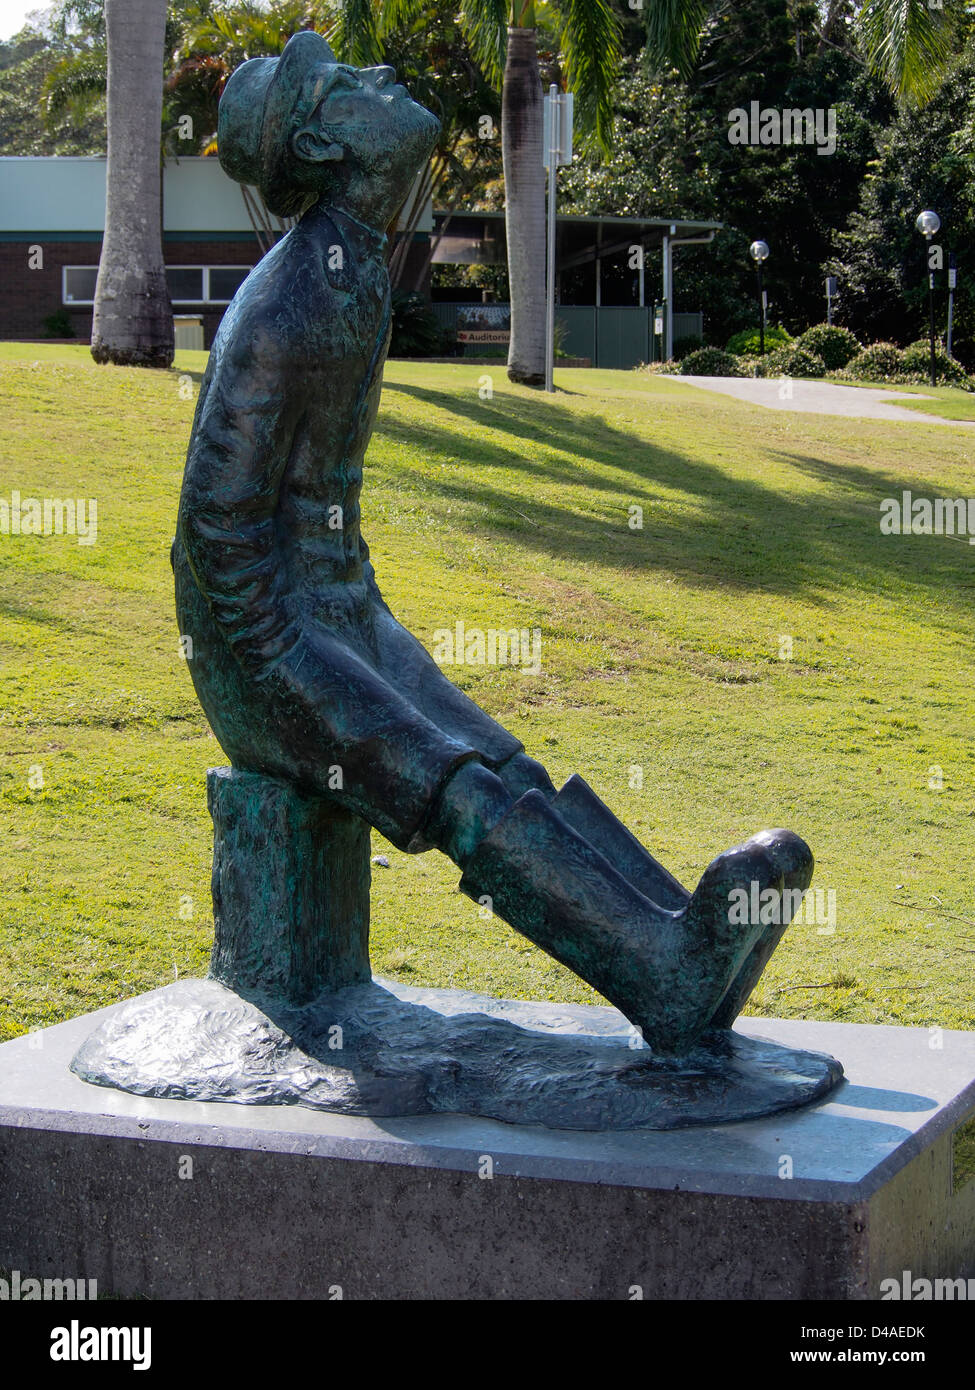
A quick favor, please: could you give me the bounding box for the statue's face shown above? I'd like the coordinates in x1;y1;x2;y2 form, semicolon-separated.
321;64;414;129
292;63;440;222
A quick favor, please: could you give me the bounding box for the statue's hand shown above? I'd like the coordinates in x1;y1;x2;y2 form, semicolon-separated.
246;619;306;684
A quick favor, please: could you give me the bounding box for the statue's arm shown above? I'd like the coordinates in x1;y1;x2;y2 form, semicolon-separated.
177;335;299;678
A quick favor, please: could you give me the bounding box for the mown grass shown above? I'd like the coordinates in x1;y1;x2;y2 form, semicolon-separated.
824;378;975;422
1;345;973;1042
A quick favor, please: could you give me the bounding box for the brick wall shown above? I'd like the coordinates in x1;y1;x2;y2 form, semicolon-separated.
0;235;263;346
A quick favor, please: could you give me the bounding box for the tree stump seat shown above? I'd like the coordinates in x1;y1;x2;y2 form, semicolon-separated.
206;767;372;1006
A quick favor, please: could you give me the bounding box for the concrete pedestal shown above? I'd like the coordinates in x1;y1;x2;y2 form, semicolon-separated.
0;1005;973;1300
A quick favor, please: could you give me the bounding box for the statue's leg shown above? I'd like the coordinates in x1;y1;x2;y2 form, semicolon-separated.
452;784;811;1055
367;601;525;770
544;774;809;1026
548;774;690;911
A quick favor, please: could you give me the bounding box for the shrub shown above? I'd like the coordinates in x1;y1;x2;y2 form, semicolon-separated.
764;346;827;379
42;308;75;339
901;340;973;388
679;347;743;377
673;333;704;360
389;290;443;357
726;324;792;356
797;323;860;370
841;342;907;383
638;359;682;375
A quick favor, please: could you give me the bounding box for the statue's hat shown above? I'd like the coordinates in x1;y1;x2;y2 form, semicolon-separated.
218;30;338;217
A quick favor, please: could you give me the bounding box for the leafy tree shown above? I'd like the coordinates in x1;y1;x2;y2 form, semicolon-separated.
645;0;956;106
831;36;975;362
561;2;899;342
0;4;106;154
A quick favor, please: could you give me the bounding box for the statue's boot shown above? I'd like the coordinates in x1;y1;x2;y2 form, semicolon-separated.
707;827;813;1027
550;775;813;1028
551;774;690;911
458;789;804;1055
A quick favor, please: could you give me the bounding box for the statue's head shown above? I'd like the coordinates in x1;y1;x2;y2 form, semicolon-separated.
218;30;440;224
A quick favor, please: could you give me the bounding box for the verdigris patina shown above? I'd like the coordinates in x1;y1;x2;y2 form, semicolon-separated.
71;31;842;1127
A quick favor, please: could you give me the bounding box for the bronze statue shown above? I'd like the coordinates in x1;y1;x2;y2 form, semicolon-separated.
72;33;842;1128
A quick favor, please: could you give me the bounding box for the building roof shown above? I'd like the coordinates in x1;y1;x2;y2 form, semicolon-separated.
435;209;723;230
0;156;433;236
431;209;723;266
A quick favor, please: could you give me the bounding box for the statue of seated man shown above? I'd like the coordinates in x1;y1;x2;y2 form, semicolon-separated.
173;30;812;1056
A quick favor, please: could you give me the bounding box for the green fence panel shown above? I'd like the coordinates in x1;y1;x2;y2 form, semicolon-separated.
595;307;650;370
554;307;596;364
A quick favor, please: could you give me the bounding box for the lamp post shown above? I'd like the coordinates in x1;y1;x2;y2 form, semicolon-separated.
915;210;941;387
543;86;573;394
947;253;957;360
750;240;770;354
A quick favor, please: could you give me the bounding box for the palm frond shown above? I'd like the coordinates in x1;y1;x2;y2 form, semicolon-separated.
642;0;713;78
376;0;426;33
856;0;952;105
42;50;107;121
458;0;507;88
551;0;622;152
333;0;383;66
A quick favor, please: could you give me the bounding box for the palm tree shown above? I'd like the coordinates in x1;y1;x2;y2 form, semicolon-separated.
90;0;173;367
170;0;621;383
498;17;547;386
645;0;955;106
173;1;499;280
374;1;621;385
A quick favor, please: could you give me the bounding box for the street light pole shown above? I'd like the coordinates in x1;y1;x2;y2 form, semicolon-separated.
545;84;558;395
915;210;941;389
947;254;957;360
543;86;573;394
749;241;770;354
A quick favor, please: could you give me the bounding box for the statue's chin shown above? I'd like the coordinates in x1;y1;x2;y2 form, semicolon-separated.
398;99;441;163
366;103;439;216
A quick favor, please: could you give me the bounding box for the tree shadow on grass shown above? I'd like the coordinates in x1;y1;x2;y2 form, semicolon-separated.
769;450;975;608
374;384;973;616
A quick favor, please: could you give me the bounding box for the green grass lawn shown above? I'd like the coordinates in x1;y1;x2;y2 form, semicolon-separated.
823;377;975;422
1;345;973;1042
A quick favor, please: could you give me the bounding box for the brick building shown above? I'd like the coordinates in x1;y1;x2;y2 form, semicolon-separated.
0;156;716;368
0;156;272;345
0;155;433;347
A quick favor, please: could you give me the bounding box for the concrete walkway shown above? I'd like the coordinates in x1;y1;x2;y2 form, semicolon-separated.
669;374;970;425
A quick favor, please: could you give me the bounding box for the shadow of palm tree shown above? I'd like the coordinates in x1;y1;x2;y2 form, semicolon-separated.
375;385;973;615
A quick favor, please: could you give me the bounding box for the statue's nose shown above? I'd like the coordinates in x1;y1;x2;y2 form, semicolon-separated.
369;66;397;89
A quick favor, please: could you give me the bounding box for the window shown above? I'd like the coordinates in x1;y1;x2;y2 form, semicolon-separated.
62;266;99;304
166;266;205;302
207;266;250;302
166;265;252;304
62;264;252;307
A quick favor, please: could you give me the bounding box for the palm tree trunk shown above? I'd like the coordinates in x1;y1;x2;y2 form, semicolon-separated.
502;26;546;386
91;0;173;368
